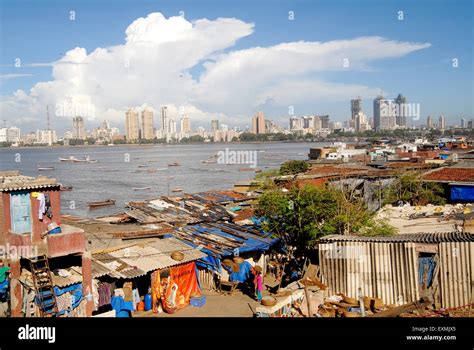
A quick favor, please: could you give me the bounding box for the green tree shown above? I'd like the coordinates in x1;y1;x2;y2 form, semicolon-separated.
256;185;339;254
280;160;309;175
257;184;397;254
382;171;446;206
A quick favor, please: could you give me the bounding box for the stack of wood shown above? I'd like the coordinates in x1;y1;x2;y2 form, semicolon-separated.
318;293;385;318
318;294;432;317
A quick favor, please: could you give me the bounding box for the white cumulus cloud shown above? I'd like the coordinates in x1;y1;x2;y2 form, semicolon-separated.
0;12;430;132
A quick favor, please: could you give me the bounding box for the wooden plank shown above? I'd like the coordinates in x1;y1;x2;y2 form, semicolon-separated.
368;297;430;318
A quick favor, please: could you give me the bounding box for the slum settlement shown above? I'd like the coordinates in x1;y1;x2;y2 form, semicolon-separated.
0;137;473;317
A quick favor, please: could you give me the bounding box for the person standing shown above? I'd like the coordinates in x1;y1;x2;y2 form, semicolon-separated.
253;266;264;301
0;259;11;301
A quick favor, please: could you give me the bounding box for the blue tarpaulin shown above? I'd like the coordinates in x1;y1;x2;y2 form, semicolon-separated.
172;222;280;275
419;257;436;287
111;295;133;317
223;261;253;283
450;185;474;201
53;283;83;316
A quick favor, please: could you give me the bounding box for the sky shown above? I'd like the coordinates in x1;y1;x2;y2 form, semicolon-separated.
0;0;472;134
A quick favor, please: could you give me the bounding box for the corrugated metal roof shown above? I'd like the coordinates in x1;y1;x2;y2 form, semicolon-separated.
318;232;474;243
91;238;206;279
0;172;59;191
51;266;83;287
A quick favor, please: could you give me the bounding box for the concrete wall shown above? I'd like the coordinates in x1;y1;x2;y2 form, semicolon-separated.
47;227;85;258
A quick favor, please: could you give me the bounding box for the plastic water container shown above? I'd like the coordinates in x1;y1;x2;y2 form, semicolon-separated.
190;295;206;307
47;222;62;234
144;293;152;311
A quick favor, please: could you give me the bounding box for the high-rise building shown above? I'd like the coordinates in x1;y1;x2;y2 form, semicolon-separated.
180;115;191;133
211;119;219;132
72;116;86;139
141;108;155;140
251;112;266;134
313;116;322;131
355;112;369;132
160;106;169;135
373;96;396;131
125;109;139;141
394;94;407;127
7;126;21;143
290;117;303;130
168;118;176;134
319;115;330;129
351;97;362;120
461;118;466;128
439;115;446;130
427;116;433;129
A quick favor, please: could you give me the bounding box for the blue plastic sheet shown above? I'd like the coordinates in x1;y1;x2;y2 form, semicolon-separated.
111;295;133;317
228;261;253;283
418;257;436;287
53;283;83;316
450;185;474;201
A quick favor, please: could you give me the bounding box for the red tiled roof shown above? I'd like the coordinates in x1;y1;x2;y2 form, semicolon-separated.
423;168;474;182
307;166;369;176
386;162;433;169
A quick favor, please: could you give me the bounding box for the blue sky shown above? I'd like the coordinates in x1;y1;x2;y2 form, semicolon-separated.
0;0;472;131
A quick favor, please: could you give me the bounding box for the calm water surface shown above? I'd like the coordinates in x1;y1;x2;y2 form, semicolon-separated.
0;142;325;217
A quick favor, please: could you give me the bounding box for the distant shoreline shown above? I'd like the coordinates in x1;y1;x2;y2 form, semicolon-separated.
0;140;327;150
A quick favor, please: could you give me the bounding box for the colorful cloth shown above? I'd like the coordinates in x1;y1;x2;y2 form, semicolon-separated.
98;283;111;307
132;288;140;311
37;193;46;220
56;293;73;312
0;266;10;283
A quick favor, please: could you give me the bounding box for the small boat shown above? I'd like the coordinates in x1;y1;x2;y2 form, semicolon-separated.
38;166;55;171
73;155;98;163
168;162;181;167
171;188;183;192
60;185;73;191
133;186;151;191
201;159;216;164
88;199;116;208
59;156;78;162
138;164;148;168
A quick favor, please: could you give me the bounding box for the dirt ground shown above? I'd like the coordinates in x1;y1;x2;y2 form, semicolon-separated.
133;290;260;317
133;276;282;317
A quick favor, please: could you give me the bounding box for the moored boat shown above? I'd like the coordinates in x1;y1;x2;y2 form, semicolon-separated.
88;199;116;208
59;156;78;162
38;166;55;171
133;186;151;191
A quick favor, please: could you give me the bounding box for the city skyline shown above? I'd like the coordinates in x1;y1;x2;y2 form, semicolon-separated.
0;0;472;133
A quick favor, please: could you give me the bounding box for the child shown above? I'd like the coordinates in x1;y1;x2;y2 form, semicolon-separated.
253;266;264;301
